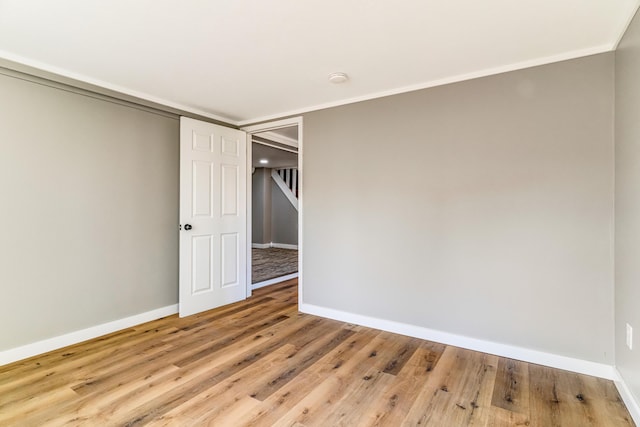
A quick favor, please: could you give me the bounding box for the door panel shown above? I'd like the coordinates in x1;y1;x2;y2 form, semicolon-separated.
192;235;213;294
221;164;239;216
222;136;239;156
180;117;247;317
221;232;239;287
193;160;213;217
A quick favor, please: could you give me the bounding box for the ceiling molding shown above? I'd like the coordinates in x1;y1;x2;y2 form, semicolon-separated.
236;43;614;126
242;117;303;133
253;131;298;148
0;49;239;126
0;65;180;120
0;41;615;128
252;137;298;154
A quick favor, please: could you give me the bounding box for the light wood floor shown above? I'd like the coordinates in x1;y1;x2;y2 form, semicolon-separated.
0;280;634;426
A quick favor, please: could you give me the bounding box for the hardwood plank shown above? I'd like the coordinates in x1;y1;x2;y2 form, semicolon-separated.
580;376;635;426
402;346;498;426
158;327;356;424
230;328;381;427
113;316;334;425
530;366;635;427
172;313;291;367
272;332;424;427
270;333;391;427
157;343;298;425
0;326;163;385
71;343;179;396
528;364;565;427
249;327;356;401
0;386;79;425
380;336;421;376
158;300;292;351
14;314;318;426
491;357;530;415
487;406;531;427
172;296;276;332
466;353;499;427
318;368;396;427
363;341;446;427
0;328;180;404
194;395;262;427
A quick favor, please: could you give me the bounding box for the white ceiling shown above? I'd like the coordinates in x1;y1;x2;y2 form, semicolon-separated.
268;126;298;142
0;1;638;125
252;142;297;169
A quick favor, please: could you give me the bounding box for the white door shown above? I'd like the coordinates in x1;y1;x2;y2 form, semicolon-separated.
179;117;247;317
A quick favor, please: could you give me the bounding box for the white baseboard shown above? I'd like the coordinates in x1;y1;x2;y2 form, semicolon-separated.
614;368;640;425
299;303;616;380
252;273;299;290
251;243;270;249
0;304;178;366
251;242;298;250
271;243;298;250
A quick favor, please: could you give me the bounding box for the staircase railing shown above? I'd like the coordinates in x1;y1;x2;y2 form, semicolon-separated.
276;168;298;198
272;168;298;211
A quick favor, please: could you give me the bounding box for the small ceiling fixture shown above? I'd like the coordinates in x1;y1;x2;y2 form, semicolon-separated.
328;72;349;84
259;159;269;164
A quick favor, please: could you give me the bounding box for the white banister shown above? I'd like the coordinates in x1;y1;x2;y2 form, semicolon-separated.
272;169;298;211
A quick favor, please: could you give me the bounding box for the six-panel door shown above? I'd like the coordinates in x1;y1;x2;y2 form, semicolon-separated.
179;117;247;317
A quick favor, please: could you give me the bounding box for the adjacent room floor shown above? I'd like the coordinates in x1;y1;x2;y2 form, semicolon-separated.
251;247;298;284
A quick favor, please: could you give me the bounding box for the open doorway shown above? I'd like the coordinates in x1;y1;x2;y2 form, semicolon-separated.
249;124;299;290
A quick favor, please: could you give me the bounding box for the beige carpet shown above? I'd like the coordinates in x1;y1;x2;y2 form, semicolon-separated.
252;247;298;284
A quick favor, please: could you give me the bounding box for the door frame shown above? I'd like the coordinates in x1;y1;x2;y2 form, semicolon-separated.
242;117;303;306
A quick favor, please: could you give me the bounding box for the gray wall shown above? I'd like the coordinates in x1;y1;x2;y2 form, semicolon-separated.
302;53;615;363
251;168;271;244
0;71;180;351
271;179;299;245
615;8;640;404
252;167;298;245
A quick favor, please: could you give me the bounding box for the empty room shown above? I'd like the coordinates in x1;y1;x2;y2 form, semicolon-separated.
1;1;640;426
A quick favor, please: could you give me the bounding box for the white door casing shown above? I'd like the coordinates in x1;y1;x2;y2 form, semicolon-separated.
242;116;303;304
179;117;247;317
